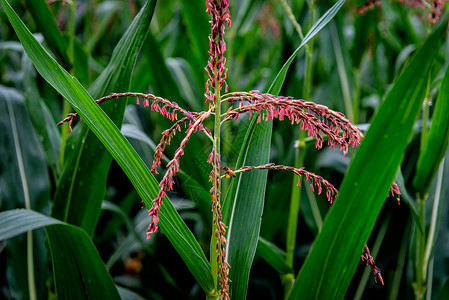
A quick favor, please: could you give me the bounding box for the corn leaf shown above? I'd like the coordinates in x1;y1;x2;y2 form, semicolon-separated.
1;0;214;293
223;1;348;298
23;0;70;68
257;237;293;275
268;0;346;93
413;65;449;197
0;209;121;300
287;14;447;300
22;57;61;180
52;0;156;235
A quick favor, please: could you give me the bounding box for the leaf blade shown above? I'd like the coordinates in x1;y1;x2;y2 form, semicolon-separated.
52;0;157;235
413;65;449;196
0;209;121;300
268;0;346;94
1;0;215;293
287;15;447;300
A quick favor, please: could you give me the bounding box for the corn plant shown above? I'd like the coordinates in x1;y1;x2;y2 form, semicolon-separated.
1;0;449;299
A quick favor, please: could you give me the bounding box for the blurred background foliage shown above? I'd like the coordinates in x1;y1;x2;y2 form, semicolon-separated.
0;0;448;299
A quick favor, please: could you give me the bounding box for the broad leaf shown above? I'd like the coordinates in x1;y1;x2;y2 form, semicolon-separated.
0;209;121;300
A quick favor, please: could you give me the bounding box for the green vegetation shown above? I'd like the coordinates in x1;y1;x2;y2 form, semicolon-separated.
0;0;448;299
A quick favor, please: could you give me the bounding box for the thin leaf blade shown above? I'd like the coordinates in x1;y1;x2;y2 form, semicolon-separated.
268;0;346;94
413;65;449;197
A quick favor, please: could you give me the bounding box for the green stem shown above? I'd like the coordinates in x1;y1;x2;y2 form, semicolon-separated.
388;217;412;300
414;73;433;300
424;160;444;271
27;231;36;300
284;2;316;297
286;131;306;266
6;99;36;300
67;0;76;66
330;21;353;121
304;182;323;231
284;130;306;295
415;195;426;300
419;160;445;300
421;97;430;148
426;256;434;300
286;133;306;264
421;74;432;149
354;212;392;300
59;100;71;170
279;0;305;40
414;161;444;300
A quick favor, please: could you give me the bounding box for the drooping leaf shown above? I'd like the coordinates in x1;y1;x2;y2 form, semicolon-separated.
0;209;121;300
46;225;122;300
288;15;447;300
0;210;61;240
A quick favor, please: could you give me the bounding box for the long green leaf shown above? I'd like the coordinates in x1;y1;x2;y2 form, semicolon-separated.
46;226;121;300
413;65;449;197
223;1;348;297
1;0;214;294
287;15;447;300
52;0;156;235
222;119;272;300
0;209;121;300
